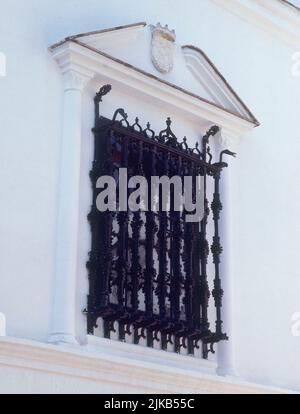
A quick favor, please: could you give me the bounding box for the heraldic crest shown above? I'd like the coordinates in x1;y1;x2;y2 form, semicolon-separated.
150;23;176;74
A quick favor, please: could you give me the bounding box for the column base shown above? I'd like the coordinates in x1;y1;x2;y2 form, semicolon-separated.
48;333;78;346
217;366;236;377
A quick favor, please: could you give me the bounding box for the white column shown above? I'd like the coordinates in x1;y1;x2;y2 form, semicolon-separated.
216;129;239;376
0;313;6;337
49;68;94;345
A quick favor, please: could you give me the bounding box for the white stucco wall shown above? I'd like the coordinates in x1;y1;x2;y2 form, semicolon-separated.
0;0;300;392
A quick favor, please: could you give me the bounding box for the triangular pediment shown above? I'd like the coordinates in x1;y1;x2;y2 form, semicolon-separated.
51;22;258;126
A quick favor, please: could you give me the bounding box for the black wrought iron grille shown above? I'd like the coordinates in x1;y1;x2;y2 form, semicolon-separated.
86;85;235;358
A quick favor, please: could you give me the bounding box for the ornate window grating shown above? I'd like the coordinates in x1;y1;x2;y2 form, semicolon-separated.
85;85;235;358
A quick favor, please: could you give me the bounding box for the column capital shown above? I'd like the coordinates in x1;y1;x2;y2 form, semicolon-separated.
217;127;241;152
51;42;95;92
62;68;94;92
52;43;95;92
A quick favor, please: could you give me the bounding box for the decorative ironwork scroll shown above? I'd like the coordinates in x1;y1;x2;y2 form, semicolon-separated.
85;85;235;358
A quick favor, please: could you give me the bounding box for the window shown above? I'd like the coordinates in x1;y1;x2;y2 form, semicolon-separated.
86;85;234;358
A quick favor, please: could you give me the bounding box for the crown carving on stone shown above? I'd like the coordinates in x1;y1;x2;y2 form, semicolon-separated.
150;23;176;42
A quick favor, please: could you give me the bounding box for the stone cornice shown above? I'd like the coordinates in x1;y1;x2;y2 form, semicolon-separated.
212;0;300;49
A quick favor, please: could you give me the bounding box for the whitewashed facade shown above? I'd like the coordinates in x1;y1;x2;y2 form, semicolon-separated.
0;0;300;394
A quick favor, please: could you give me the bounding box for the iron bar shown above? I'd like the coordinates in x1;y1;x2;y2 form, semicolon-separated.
86;85;233;360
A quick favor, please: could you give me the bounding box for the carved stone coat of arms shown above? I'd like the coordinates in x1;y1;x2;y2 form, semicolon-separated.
150;23;176;74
